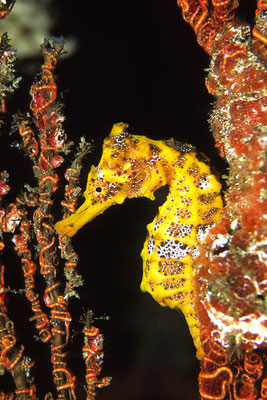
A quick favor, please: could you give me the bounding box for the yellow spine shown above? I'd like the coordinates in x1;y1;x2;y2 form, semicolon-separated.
140;152;222;360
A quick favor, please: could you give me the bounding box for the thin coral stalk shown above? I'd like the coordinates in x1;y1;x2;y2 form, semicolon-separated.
0;24;111;397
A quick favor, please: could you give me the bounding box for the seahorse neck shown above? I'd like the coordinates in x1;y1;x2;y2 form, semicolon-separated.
155;142;182;188
140;153;174;198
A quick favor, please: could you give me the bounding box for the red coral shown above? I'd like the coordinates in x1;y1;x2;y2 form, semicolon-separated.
177;0;267;399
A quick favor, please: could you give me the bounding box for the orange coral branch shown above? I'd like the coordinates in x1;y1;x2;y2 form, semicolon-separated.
177;0;239;53
82;311;111;400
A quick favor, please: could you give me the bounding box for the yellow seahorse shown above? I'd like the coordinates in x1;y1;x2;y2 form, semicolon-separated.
55;123;223;360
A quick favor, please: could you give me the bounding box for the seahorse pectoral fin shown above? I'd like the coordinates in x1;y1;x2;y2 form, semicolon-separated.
55;199;114;237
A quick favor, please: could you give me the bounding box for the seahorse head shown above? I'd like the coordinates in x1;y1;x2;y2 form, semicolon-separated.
55;123;168;236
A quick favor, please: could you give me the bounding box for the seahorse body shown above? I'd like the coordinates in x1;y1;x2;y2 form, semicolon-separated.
55;123;223;359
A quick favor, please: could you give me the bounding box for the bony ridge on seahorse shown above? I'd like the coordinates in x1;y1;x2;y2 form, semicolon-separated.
55;122;223;360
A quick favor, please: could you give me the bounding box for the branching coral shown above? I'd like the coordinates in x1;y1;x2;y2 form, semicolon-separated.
0;27;110;399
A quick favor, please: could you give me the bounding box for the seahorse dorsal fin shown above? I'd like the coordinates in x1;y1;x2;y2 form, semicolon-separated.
109;122;129;137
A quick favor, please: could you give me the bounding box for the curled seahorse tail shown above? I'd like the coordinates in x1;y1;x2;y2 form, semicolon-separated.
178;305;204;360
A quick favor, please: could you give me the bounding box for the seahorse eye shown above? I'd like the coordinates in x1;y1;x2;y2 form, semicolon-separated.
95;187;102;193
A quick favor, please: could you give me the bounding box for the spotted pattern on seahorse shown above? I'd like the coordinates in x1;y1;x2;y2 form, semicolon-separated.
55;122;223;360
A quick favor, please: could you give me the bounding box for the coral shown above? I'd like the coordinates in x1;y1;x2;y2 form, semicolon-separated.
0;0;76;59
177;0;239;54
0;33;110;399
81;310;111;400
177;0;267;398
0;32;21;115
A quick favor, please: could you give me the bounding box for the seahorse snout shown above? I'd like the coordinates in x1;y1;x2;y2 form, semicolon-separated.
55;199;113;237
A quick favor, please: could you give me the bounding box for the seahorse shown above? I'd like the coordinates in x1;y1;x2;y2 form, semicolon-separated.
55;122;223;360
